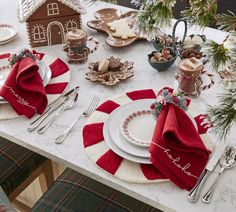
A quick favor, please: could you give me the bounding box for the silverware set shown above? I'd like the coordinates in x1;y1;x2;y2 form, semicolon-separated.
188;143;236;204
37;92;79;134
27;86;100;144
27;86;80;132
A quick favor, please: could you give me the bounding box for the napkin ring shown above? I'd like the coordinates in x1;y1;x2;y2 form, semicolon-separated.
8;49;37;67
150;87;189;118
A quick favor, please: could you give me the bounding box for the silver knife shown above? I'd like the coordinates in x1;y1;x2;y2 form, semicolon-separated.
27;86;79;132
187;141;228;203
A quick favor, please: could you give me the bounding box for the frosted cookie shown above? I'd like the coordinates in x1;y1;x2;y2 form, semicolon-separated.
108;17;136;40
112;25;136;39
107;18;129;31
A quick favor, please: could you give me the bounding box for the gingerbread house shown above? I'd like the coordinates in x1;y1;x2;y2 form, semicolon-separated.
17;0;86;47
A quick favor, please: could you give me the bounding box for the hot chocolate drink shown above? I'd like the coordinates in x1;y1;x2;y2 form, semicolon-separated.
176;58;204;98
64;29;99;64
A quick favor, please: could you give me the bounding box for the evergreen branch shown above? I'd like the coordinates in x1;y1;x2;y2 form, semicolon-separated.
182;0;217;27
216;10;236;31
208;86;236;140
203;40;231;71
136;1;175;39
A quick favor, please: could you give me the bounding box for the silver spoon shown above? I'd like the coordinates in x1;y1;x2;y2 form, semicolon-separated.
202;146;236;203
37;93;79;134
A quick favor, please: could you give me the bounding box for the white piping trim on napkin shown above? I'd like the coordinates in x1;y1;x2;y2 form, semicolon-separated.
3;85;37;112
151;142;198;179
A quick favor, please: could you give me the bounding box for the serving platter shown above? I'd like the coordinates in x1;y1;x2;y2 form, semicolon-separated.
87;8;146;48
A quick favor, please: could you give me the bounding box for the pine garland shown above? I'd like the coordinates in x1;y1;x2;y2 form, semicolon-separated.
208;86;236;139
182;0;217;27
136;1;175;39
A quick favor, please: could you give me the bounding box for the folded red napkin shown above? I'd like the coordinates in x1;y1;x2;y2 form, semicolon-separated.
0;57;48;118
149;89;210;190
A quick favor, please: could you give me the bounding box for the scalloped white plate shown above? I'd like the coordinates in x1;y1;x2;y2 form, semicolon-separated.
0;24;18;43
121;109;155;147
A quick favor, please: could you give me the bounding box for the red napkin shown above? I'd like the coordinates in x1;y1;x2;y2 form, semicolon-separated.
0;57;48;118
150;102;210;190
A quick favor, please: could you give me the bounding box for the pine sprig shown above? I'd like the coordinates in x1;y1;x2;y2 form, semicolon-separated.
216;10;236;31
208;86;236;140
203;40;231;71
182;0;217;27
136;0;175;39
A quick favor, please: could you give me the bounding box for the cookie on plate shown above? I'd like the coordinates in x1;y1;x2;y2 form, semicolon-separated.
98;59;110;73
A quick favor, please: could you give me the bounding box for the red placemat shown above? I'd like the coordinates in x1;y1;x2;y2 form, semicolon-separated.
83;89;213;183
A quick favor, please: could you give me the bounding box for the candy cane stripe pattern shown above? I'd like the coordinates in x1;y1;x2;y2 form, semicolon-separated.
83;89;213;183
0;51;70;120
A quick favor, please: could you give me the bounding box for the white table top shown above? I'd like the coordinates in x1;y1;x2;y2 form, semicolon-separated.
0;1;235;212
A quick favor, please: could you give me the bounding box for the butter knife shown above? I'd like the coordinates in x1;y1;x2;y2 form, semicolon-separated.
187;141;228;203
27;86;79;132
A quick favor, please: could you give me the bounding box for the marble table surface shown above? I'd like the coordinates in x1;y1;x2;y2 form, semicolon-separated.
0;1;235;211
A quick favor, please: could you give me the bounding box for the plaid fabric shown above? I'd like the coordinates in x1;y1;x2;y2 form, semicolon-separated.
0;186;16;212
0;137;47;195
33;168;162;212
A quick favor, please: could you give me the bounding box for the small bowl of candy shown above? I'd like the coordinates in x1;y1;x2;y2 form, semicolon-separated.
152;34;178;51
148;48;178;72
180;47;206;62
182;34;206;51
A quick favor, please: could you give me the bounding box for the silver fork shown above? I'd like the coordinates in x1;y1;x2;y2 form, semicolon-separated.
55;95;100;144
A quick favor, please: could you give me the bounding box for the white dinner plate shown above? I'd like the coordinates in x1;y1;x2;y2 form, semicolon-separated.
0;24;18;43
109;100;153;157
103;128;151;164
103;100;153;164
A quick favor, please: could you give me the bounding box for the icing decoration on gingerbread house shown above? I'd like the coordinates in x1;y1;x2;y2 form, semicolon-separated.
17;0;86;47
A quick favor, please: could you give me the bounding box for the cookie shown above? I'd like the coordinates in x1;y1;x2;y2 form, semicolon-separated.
98;59;110;73
93;62;99;71
150;56;158;63
153;52;162;60
109;58;121;71
108;18;129;31
108;18;136;40
112;25;136;39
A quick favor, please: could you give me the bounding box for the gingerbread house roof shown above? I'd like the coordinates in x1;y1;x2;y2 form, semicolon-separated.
18;0;86;23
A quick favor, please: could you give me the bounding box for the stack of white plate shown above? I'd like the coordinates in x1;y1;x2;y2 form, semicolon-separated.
103;99;198;164
0;57;52;104
0;24;18;45
103;99;155;164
